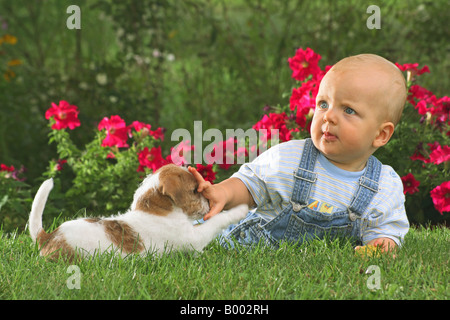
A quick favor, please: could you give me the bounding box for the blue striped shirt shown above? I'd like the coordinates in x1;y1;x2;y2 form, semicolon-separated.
231;139;409;245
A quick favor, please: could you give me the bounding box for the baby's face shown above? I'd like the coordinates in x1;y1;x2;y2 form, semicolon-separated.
310;67;390;171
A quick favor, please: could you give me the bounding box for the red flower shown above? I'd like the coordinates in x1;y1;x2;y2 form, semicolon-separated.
56;159;67;171
429;144;450;165
395;62;430;82
0;164;15;172
288;47;322;82
0;164;26;181
45;100;81;130
129;121;151;134
149;127;165;141
253;113;291;143
407;85;434;108
98;115;129;148
128;121;165;141
289;88;316;128
427;96;450;130
137;146;167;172
290;86;312;111
410;141;440;163
195;164;216;184
430;181;450;215
401;173;420;195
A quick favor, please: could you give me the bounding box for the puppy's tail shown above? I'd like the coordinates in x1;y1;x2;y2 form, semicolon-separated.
29;178;54;243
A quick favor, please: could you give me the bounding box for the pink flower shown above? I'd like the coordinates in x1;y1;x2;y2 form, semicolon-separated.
204;138;236;169
430;181;450;215
429;144;450;165
401;173;420;195
169;140;194;166
288;47;322;81
45;100;81;130
98;115;129;148
137;146;167;172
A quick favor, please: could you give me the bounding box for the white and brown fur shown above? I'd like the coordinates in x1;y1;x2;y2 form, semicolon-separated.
28;164;248;261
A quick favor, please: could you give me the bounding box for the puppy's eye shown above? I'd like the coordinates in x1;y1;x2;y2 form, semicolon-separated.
193;188;198;194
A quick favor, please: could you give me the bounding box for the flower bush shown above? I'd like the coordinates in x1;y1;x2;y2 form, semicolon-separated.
44;102;165;214
0;47;448;231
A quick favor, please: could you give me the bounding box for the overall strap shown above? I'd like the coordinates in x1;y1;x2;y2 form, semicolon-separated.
290;138;319;209
347;155;382;219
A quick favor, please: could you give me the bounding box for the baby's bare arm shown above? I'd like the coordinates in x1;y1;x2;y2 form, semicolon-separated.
218;178;255;210
189;166;255;220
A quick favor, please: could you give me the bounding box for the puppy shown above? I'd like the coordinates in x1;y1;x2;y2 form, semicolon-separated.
28;164;248;261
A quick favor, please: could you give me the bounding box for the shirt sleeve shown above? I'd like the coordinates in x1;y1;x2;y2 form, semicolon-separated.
362;166;410;246
231;154;271;208
231;142;288;208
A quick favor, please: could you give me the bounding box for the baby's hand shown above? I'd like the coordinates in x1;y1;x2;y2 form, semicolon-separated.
188;166;227;220
355;237;397;258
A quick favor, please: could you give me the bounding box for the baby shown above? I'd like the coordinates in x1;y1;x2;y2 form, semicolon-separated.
189;53;409;252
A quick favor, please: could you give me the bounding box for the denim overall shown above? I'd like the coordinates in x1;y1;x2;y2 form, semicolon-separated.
219;138;382;249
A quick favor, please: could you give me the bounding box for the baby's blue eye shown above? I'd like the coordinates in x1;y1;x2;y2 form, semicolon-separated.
344;107;356;115
318;101;328;109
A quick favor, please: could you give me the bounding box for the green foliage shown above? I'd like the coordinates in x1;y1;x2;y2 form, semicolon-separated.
0;177;31;230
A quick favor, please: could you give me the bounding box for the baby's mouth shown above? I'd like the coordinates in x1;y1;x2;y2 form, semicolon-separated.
322;130;338;141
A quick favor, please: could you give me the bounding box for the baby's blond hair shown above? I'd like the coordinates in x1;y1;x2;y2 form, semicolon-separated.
330;54;407;126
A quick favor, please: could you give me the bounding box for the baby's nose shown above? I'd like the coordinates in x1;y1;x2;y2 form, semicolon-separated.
323;107;338;124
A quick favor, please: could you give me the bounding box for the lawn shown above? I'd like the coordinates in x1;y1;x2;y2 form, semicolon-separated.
0;225;448;301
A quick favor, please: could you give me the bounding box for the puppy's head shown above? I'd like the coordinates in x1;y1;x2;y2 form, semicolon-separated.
132;164;210;220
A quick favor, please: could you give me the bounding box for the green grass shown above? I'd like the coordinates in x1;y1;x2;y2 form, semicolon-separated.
0;226;448;300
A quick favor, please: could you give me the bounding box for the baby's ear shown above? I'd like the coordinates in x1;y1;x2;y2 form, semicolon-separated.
373;121;395;148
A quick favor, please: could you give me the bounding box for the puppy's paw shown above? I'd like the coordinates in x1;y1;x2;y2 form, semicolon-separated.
227;204;249;223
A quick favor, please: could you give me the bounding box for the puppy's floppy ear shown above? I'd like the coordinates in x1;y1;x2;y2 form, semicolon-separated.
158;173;183;203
